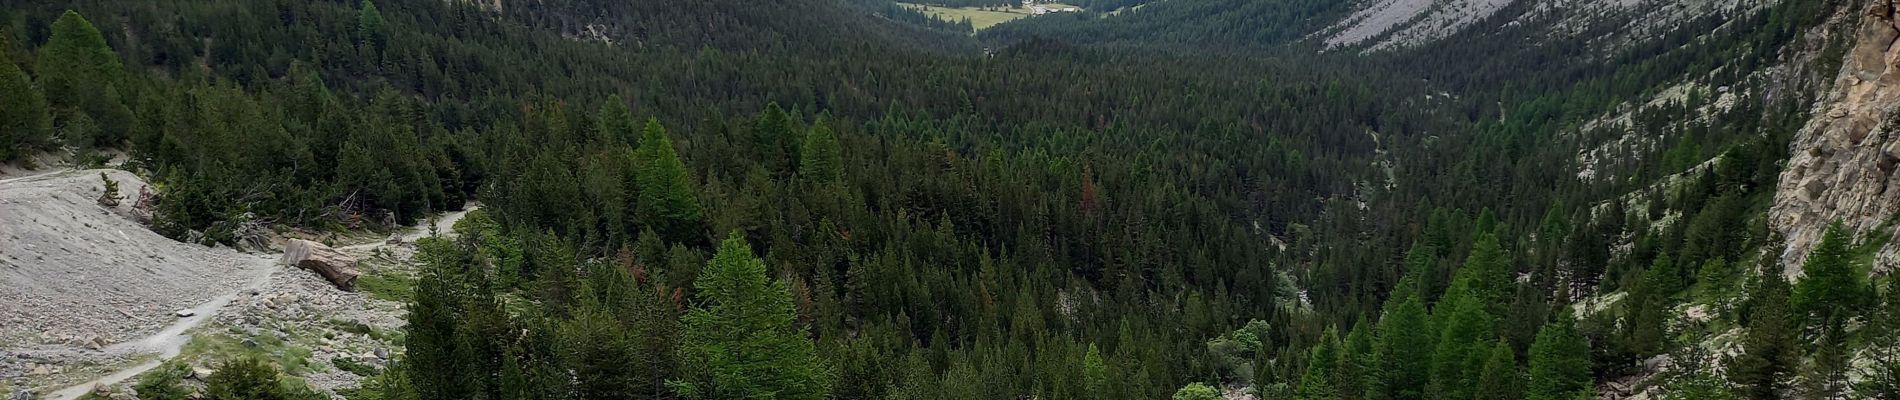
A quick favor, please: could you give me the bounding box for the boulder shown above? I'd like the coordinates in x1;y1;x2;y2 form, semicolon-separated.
281;239;359;291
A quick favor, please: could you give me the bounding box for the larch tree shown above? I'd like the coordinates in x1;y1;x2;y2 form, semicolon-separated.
799;117;844;185
359;0;389;52
633;118;705;244
0;36;49;160
1372;276;1434;400
1731;267;1795;400
1474;340;1521;400
1337;318;1374;400
1083;344;1110;399
674;233;830;400
36;10;129;146
1297;329;1342;400
754;102;800;175
598;95;639;146
1526;312;1592;400
1429;291;1493;400
1792;223;1865;325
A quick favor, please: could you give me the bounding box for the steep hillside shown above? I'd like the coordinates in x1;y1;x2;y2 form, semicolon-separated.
1320;0;1770;52
1773;0;1900;273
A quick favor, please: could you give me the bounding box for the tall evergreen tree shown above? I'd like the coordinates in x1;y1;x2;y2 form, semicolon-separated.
0;36;49;161
1792;223;1864;325
359;0;389;52
753;102;799;175
799;117;844;185
36;10;129;146
1372;277;1433;400
634;119;705;244
1731;267;1795;400
1526;313;1592;400
1474;340;1522;400
1429;291;1494;400
1297;329;1342;400
598;95;639;146
1337;318;1374;400
674;233;830;400
1083;344;1110;399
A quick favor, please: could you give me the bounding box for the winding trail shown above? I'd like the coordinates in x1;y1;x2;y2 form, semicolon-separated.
44;205;479;400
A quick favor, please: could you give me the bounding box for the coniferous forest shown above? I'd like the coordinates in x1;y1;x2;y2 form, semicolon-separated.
1;0;1896;399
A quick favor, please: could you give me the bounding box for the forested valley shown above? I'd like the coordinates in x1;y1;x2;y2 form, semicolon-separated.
0;0;1895;399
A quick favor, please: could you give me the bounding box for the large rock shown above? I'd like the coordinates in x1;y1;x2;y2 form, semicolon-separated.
1770;1;1900;275
281;239;359;291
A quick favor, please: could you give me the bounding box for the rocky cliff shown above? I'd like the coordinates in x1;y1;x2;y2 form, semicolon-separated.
1770;0;1900;275
1322;0;1772;52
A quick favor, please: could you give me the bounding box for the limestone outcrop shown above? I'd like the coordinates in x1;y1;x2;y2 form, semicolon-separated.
1770;0;1900;275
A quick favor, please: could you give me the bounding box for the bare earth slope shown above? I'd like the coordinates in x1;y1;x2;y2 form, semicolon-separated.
0;170;273;350
3;169;277;396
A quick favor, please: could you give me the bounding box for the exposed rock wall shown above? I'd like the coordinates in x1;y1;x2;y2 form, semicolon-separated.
1322;0;1771;52
1770;0;1900;275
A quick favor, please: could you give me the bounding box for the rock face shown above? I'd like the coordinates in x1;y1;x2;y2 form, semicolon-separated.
1322;0;1769;52
1770;0;1900;275
280;240;359;291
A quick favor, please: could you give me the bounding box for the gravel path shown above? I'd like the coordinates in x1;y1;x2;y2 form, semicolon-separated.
0;169;473;398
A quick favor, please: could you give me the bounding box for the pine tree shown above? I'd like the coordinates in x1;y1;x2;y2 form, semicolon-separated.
1448;233;1511;311
562;294;645;400
359;0;389;52
1803;316;1850;399
0;36;49;161
1297;329;1341;400
1732;264;1796;400
674;232;829;400
633;119;704;244
1792;223;1864;325
1372;277;1433;400
1474;340;1521;400
406;240;477;400
36;10;129;146
598;95;639;146
1337;318;1374;400
1619;262;1673;359
1083;344;1110;399
1526;313;1592;400
1429;291;1493;400
754;102;799;175
799;117;844;185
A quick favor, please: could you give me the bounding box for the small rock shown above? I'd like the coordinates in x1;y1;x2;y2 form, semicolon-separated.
28;366;48;376
1830;108;1849;118
90;383;109;395
190;367;214;380
373;347;390;359
240;338;259;348
174;309;196;318
8;388;32;400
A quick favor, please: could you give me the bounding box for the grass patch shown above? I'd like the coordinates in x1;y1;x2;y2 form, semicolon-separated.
355;268;416;303
331;357;378;377
181;330;317;375
897;2;1082;31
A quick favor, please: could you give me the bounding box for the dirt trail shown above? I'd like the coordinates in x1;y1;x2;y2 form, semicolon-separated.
0;169;476;399
44;259;276;400
341;204;478;252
